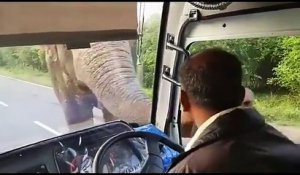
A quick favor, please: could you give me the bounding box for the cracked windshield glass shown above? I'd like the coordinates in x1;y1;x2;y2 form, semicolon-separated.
0;2;163;154
187;36;300;144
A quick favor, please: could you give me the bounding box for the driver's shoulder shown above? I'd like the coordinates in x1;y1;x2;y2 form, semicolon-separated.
169;140;233;173
187;140;232;165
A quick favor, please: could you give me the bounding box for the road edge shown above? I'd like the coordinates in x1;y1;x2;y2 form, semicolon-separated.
0;74;52;89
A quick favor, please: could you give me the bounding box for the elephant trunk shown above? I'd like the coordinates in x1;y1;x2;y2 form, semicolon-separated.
73;41;152;125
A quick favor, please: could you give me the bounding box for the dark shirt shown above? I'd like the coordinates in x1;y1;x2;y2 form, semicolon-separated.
168;108;300;173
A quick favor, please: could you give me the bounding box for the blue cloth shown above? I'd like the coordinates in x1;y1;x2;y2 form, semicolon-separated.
134;124;180;172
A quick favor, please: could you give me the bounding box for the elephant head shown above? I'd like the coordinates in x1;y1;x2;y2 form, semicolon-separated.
44;40;152;126
72;40;152;124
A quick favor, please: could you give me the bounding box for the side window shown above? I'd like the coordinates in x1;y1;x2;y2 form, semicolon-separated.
187;36;300;144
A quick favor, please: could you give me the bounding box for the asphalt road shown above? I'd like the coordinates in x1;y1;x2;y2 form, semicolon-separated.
0;75;67;153
0;75;104;154
0;75;299;154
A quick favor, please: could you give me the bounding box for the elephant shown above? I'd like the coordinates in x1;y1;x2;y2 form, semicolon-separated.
43;40;152;127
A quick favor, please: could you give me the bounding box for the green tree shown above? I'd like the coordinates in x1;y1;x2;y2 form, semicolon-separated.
272;36;300;93
189;37;285;91
0;47;20;68
38;48;48;72
0;46;48;72
140;14;161;88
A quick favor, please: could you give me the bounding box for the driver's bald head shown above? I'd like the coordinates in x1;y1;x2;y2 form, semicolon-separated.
187;47;241;71
180;48;245;111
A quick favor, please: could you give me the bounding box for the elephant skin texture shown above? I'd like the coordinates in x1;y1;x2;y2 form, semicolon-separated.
44;40;151;126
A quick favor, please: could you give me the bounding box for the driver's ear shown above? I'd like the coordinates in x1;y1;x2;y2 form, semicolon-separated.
181;90;191;112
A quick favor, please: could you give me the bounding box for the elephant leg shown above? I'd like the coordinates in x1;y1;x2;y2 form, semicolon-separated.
62;89;96;131
76;80;123;123
93;100;116;122
76;93;96;120
61;97;86;124
100;103;117;122
62;76;96;125
45;45;94;125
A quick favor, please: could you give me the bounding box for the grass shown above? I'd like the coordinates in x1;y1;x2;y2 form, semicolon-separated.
142;87;300;127
0;67;298;127
255;92;300;126
0;66;154;98
0;67;52;87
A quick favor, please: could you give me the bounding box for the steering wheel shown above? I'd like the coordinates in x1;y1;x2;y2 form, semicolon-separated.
92;131;184;173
